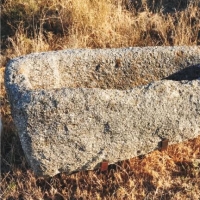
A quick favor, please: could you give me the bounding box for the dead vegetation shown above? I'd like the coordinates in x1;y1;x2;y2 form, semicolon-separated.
1;0;200;199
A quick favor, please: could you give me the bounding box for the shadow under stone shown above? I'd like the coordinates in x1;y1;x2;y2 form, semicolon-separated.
164;64;200;81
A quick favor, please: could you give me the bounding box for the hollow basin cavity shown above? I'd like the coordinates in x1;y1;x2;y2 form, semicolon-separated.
9;46;200;91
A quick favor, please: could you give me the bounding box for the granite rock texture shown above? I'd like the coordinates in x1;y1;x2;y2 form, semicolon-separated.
5;46;200;176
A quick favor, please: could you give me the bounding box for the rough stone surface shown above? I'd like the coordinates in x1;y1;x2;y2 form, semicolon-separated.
5;46;200;177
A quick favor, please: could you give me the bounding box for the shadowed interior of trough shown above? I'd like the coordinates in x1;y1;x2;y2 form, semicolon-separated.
27;58;200;90
164;65;200;81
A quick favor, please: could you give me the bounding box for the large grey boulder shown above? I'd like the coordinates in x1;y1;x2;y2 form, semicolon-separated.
5;46;200;177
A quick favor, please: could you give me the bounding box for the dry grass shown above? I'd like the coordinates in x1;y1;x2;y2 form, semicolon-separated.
1;0;200;62
1;0;200;199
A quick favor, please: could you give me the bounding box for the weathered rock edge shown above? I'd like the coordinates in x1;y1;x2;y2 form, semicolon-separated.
5;46;200;177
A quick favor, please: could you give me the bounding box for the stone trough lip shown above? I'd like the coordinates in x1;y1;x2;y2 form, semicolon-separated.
5;46;200;91
5;46;200;177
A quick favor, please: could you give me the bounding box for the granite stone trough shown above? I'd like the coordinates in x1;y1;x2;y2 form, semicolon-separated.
5;46;200;177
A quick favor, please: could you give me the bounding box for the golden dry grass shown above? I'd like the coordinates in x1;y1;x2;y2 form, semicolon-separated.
1;0;199;62
1;0;200;199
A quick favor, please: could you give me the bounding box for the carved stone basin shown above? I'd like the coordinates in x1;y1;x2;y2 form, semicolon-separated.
5;46;200;176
